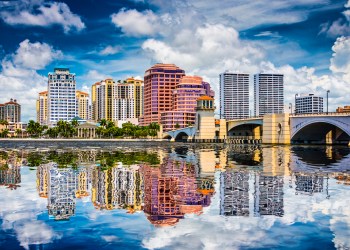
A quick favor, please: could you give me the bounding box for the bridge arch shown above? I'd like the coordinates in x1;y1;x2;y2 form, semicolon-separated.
291;120;350;144
227;122;263;139
174;132;190;142
227;120;263;132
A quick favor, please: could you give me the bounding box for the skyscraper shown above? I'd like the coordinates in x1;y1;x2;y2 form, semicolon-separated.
36;91;48;125
76;91;89;120
220;73;249;119
91;77;144;122
92;79;114;121
295;94;323;114
161;76;214;131
141;63;185;125
125;77;144;119
0;98;21;123
48;67;77;124
254;73;284;116
114;77;144;121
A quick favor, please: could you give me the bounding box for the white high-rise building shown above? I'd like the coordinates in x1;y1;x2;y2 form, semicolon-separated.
295;94;323;114
220;73;250;119
254;73;284;116
92;77;143;123
48;67;77;124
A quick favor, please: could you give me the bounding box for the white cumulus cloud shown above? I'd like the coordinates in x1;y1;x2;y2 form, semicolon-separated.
0;40;62;121
12;39;62;70
99;45;121;56
0;1;85;33
111;9;160;36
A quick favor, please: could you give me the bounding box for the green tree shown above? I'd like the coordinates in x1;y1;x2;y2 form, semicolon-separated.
15;128;22;138
71;119;79;128
99;119;108;128
27;120;43;137
0;129;9;138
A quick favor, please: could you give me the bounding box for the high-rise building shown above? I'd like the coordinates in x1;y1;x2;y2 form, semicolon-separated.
141;63;185;125
0;99;21;123
76;91;89;120
220;73;249;119
48;67;77;124
36;91;48;125
92;79;114;121
295;94;323;114
114;78;144;121
254;73;284;116
92;78;144;122
37;89;88;125
161;76;214;131
125;77;144;118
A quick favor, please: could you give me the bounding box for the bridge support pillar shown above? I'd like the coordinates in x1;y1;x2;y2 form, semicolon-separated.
262;114;291;144
253;126;261;140
170;137;175;142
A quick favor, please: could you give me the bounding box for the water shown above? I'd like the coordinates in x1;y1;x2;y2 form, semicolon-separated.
0;143;350;250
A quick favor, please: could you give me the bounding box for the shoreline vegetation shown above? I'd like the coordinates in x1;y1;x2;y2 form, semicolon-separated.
0;119;162;139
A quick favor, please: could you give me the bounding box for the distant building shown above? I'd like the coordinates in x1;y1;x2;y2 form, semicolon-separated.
220;73;250;119
336;105;350;113
141;63;185;126
114;77;144;121
37;89;89;125
76;91;89;120
254;73;284;116
161;76;214;131
48;67;77;125
295;94;323;114
36;91;48;125
0;98;21;123
91;77;144;123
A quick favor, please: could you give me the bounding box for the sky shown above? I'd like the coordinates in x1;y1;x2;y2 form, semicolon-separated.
0;0;350;121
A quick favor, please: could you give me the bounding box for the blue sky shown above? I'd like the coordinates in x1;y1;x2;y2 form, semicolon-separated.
0;0;350;121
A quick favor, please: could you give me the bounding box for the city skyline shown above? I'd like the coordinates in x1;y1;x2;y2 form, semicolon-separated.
0;0;350;121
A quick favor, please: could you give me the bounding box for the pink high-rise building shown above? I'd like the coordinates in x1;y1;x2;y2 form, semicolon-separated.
141;64;185;126
161;76;214;131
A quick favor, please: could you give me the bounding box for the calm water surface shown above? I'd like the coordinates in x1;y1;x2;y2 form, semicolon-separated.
0;144;350;250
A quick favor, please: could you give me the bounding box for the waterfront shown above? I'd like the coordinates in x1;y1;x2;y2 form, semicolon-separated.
1;143;350;249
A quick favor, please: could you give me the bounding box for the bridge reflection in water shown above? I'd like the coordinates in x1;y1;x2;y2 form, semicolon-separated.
0;146;349;223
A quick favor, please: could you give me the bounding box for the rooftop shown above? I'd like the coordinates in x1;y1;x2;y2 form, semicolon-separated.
197;95;214;101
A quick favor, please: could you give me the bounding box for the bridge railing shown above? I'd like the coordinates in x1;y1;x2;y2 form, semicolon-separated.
227;136;259;140
290;112;350;117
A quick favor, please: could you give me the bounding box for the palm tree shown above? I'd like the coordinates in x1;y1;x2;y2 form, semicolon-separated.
1;129;9;138
15;128;22;138
71;119;79;128
0;120;9;128
99;119;107;128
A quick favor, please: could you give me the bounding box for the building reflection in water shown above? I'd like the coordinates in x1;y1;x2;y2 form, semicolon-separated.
0;151;21;190
142;157;214;226
47;165;79;220
254;175;284;217
8;144;348;225
220;170;250;216
91;165;144;212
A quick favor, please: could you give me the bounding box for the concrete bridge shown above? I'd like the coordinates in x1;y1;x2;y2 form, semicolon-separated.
227;113;350;145
163;126;197;142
